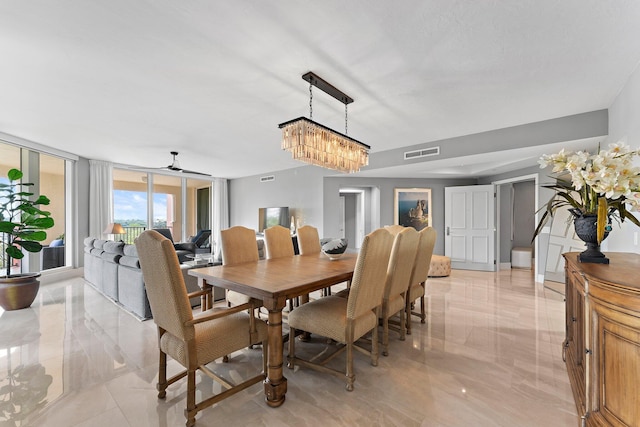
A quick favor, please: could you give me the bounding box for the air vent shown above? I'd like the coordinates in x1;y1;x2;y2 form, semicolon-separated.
260;175;275;183
404;146;440;160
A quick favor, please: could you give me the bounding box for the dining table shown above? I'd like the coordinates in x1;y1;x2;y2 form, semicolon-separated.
188;251;357;407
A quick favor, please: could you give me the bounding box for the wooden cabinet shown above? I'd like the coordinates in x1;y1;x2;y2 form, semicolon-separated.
563;253;640;427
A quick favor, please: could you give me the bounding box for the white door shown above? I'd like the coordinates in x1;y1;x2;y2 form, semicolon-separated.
445;185;496;271
544;204;584;282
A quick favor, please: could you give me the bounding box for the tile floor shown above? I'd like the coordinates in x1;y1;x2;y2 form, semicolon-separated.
0;269;578;427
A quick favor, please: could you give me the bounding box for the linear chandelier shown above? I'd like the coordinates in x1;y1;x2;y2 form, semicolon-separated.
279;72;370;173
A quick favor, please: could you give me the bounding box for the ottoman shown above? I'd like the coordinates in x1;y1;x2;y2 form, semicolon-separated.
428;255;451;277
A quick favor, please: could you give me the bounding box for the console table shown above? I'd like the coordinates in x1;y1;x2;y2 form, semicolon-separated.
563;252;640;427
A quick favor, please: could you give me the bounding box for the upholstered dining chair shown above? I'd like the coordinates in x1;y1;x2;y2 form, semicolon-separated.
287;228;394;391
135;230;267;427
264;225;299;311
297;225;322;255
406;227;436;334
379;226;419;356
264;225;295;259
220;226;263;307
295;225;323;303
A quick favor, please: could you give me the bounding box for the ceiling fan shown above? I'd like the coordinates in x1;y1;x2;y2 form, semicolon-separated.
157;151;211;176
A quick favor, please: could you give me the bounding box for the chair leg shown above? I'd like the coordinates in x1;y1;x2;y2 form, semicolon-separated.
371;323;379;368
399;304;406;341
287;327;296;369
420;295;426;323
157;350;168;399
346;341;355;391
382;312;389;357
185;370;197;427
405;299;413;335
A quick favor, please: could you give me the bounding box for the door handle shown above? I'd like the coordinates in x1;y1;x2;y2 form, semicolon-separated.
446;226;450;236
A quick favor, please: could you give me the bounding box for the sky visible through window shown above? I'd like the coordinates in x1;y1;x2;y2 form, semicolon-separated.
114;190;169;225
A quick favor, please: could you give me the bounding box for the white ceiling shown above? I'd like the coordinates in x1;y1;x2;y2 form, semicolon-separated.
1;1;640;179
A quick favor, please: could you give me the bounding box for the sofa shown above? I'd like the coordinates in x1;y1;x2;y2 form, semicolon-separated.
83;237;214;320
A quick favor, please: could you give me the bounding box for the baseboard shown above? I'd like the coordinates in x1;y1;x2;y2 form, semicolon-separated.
500;262;511;270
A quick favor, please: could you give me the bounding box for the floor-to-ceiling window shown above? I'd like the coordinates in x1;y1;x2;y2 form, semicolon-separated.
113;168;212;244
0;141;70;273
113;169;149;244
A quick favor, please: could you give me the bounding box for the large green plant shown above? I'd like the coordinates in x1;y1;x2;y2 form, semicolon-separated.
0;168;54;278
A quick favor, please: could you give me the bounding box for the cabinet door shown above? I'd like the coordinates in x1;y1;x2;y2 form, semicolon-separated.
564;264;587;416
588;301;640;427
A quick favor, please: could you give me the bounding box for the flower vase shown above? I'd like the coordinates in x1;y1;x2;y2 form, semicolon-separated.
571;210;610;264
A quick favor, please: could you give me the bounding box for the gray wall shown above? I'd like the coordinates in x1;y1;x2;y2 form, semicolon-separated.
499;184;512;263
230;171;476;256
229;165;328;232
605;60;640;254
512;180;535;248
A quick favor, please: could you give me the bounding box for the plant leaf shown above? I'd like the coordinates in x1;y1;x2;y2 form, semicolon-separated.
7;245;24;259
7;168;23;181
19;241;43;252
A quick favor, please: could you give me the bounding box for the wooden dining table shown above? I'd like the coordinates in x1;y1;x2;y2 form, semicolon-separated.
188;252;357;407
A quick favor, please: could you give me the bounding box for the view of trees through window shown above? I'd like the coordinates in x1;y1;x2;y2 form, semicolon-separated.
113;169;212;245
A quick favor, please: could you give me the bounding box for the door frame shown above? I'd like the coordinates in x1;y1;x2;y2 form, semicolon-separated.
492;173;540;280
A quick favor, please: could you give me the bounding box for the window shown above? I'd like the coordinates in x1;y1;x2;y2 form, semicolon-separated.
0;141;70;273
113;169;212;244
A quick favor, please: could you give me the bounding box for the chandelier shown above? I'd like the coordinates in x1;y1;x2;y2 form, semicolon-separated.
279;72;370;173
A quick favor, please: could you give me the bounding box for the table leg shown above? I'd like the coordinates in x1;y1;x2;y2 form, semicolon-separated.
264;307;287;407
198;278;212;311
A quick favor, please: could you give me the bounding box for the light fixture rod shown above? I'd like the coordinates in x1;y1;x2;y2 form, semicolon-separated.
302;72;353;105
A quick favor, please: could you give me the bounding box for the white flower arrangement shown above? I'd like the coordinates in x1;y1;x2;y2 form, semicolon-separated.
535;142;640;242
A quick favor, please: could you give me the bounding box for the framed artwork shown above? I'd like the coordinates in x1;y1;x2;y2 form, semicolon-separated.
394;188;432;231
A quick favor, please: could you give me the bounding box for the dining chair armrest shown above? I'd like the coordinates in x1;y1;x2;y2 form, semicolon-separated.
186;302;254;326
186;289;211;299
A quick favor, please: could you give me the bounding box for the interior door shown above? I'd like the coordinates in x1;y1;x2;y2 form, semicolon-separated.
544;204;584;282
445;185;496;271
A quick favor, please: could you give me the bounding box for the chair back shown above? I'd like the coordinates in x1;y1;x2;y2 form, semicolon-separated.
410;227;437;287
297;225;321;255
220;226;260;266
135;230;193;340
264;225;295;259
191;229;211;247
346;228;394;320
384;227;419;300
383;225;405;236
153;228;175;243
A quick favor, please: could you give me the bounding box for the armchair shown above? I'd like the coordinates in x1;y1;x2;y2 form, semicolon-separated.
135;230;267;427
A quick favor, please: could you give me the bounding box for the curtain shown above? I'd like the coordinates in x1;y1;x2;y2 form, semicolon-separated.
212;178;229;260
89;160;113;238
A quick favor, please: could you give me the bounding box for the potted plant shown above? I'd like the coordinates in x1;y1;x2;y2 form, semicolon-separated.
534;142;640;263
0;168;54;310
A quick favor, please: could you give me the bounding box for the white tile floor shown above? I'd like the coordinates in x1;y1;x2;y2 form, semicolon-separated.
0;269;577;427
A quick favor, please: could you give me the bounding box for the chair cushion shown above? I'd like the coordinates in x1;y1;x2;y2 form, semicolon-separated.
287;296;377;343
84;237;95;247
160;311;267;367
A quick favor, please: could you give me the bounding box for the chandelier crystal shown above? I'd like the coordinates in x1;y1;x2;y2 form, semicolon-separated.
279;72;369;173
279;117;369;173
